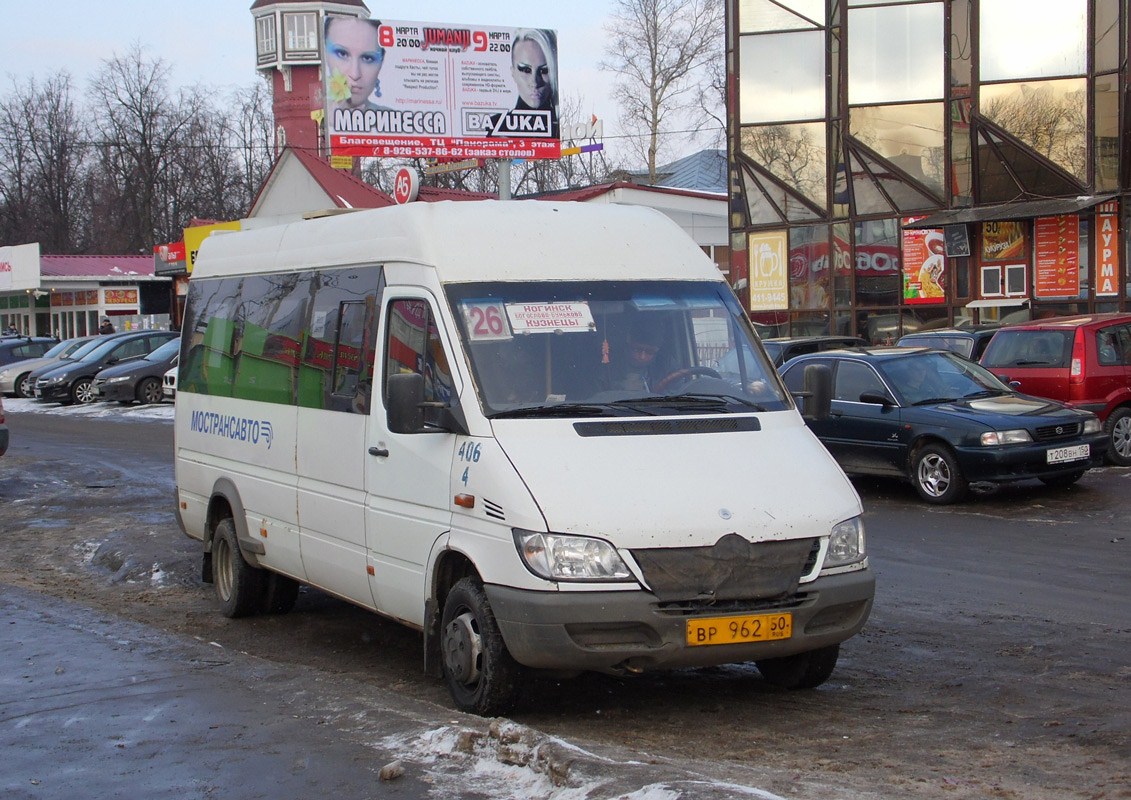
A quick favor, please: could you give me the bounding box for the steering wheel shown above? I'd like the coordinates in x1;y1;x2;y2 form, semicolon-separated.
654;366;722;392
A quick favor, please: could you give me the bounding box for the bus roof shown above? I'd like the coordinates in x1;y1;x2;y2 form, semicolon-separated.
193;200;720;284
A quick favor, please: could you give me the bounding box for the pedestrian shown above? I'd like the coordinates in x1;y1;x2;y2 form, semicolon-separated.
99;317;116;335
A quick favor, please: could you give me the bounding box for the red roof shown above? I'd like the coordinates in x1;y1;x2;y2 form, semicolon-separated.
531;181;726;203
251;0;367;9
39;255;155;279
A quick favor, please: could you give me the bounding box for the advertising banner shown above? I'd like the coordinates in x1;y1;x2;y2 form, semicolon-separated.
1095;201;1120;297
748;231;789;311
184;221;242;274
1033;215;1080;297
981;220;1026;262
901;218;946;304
323;17;561;160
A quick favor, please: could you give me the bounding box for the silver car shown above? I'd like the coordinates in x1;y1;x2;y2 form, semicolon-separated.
0;335;99;398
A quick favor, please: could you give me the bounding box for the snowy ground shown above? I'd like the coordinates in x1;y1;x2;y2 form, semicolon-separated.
3;396;174;422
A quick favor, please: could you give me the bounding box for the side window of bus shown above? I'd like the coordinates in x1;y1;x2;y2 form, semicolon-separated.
233;273;311;405
180;277;242;396
384;299;454;406
302;267;384;413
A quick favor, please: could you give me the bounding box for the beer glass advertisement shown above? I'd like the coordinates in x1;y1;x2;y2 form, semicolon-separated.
900;219;946;304
322;17;561;160
747;231;789;311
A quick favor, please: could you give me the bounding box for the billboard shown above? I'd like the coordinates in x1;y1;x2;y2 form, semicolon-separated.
323;17;561;160
901;219;946;304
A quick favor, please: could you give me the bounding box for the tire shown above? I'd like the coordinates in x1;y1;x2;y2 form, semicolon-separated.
14;372;32;398
211;518;264;618
70;377;95;405
1103;407;1131;467
1038;469;1086;488
440;577;521;716
260;572;300;615
136;376;163;404
756;644;840;689
912;443;968;504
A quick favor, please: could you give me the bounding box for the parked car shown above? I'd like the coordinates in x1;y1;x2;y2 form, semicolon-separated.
979;313;1131;466
779;347;1107;504
32;330;178;405
163;365;178;400
0;336;58;369
92;337;180;404
0;394;7;458
897;325;1001;361
761;335;869;367
0;335;99;398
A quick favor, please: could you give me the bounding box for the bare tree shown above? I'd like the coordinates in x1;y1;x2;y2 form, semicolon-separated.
982;84;1087;181
0;74;89;251
601;0;724;183
87;43;205;250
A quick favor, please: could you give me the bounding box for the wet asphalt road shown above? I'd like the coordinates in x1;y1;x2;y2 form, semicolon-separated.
1;403;1129;799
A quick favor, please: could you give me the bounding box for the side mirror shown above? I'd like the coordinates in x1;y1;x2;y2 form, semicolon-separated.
387;373;425;434
859;390;894;406
800;363;832;421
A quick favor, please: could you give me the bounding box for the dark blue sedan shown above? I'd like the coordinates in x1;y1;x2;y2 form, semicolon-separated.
780;347;1107;504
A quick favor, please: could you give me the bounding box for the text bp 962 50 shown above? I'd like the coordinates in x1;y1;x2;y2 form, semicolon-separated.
686;612;793;646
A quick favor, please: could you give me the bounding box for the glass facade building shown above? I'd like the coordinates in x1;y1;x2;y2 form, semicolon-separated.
727;0;1129;341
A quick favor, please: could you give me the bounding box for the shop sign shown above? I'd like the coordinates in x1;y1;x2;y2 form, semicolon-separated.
1033;216;1079;297
1095;201;1120;297
981;221;1026;262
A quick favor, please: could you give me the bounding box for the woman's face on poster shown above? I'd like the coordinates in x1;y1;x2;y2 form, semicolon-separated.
326;19;385;109
511;38;551;109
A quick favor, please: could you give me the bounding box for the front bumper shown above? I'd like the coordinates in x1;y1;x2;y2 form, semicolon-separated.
954;432;1107;483
34;383;72;403
486;569;875;674
92;381;133;402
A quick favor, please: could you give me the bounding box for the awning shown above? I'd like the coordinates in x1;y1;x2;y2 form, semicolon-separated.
966;298;1030;309
903;195;1118;229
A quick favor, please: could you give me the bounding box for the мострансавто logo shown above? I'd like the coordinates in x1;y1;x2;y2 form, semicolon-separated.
189;411;274;450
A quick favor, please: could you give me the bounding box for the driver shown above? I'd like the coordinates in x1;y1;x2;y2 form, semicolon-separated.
610;320;667;392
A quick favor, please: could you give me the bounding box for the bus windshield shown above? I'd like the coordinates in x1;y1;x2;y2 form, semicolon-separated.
445;280;789;417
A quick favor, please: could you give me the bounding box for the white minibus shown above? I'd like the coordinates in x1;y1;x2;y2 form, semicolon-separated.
174;201;874;714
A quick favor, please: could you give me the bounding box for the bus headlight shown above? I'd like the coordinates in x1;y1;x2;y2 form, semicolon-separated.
513;529;634;582
825;517;866;568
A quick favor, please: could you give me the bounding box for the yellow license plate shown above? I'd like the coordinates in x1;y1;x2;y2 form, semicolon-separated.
686;612;792;646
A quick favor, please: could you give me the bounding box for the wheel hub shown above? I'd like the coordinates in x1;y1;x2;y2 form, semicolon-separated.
442;611;482;685
918;454;950;497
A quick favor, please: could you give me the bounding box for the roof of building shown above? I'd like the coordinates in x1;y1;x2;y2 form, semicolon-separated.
529;180;726;204
619;149;728;194
39;255;156;280
250;0;367;10
250;147;495;216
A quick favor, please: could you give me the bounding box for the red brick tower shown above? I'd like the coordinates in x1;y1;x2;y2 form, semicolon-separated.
249;0;371;156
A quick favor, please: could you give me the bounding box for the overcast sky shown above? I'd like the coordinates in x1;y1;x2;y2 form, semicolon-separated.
4;1;618;134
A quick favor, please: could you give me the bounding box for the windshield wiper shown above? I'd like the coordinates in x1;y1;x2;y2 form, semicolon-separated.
962;389;1007;399
608;394;769;413
912;396;959;406
489;402;620;419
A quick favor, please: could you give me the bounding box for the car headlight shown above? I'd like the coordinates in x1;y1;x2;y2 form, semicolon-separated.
0;369;10;381
513;529;634;582
980;429;1033;445
105;376;129;384
825;517;866;568
43;375;66;385
1083;416;1102;434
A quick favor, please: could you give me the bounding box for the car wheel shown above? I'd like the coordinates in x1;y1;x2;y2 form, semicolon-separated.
212;518;264;618
14;372;32;398
136;377;163;404
756;644;840;689
1103;407;1131;467
440;577;521;716
912;443;968;504
1038;469;1086;488
70;378;95;404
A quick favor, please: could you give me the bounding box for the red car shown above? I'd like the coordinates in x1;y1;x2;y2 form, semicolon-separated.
980;313;1131;466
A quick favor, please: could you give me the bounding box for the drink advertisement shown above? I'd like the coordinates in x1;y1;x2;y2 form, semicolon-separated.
900;219;946;304
1033;215;1079;297
747;230;789;311
323;17;561;160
